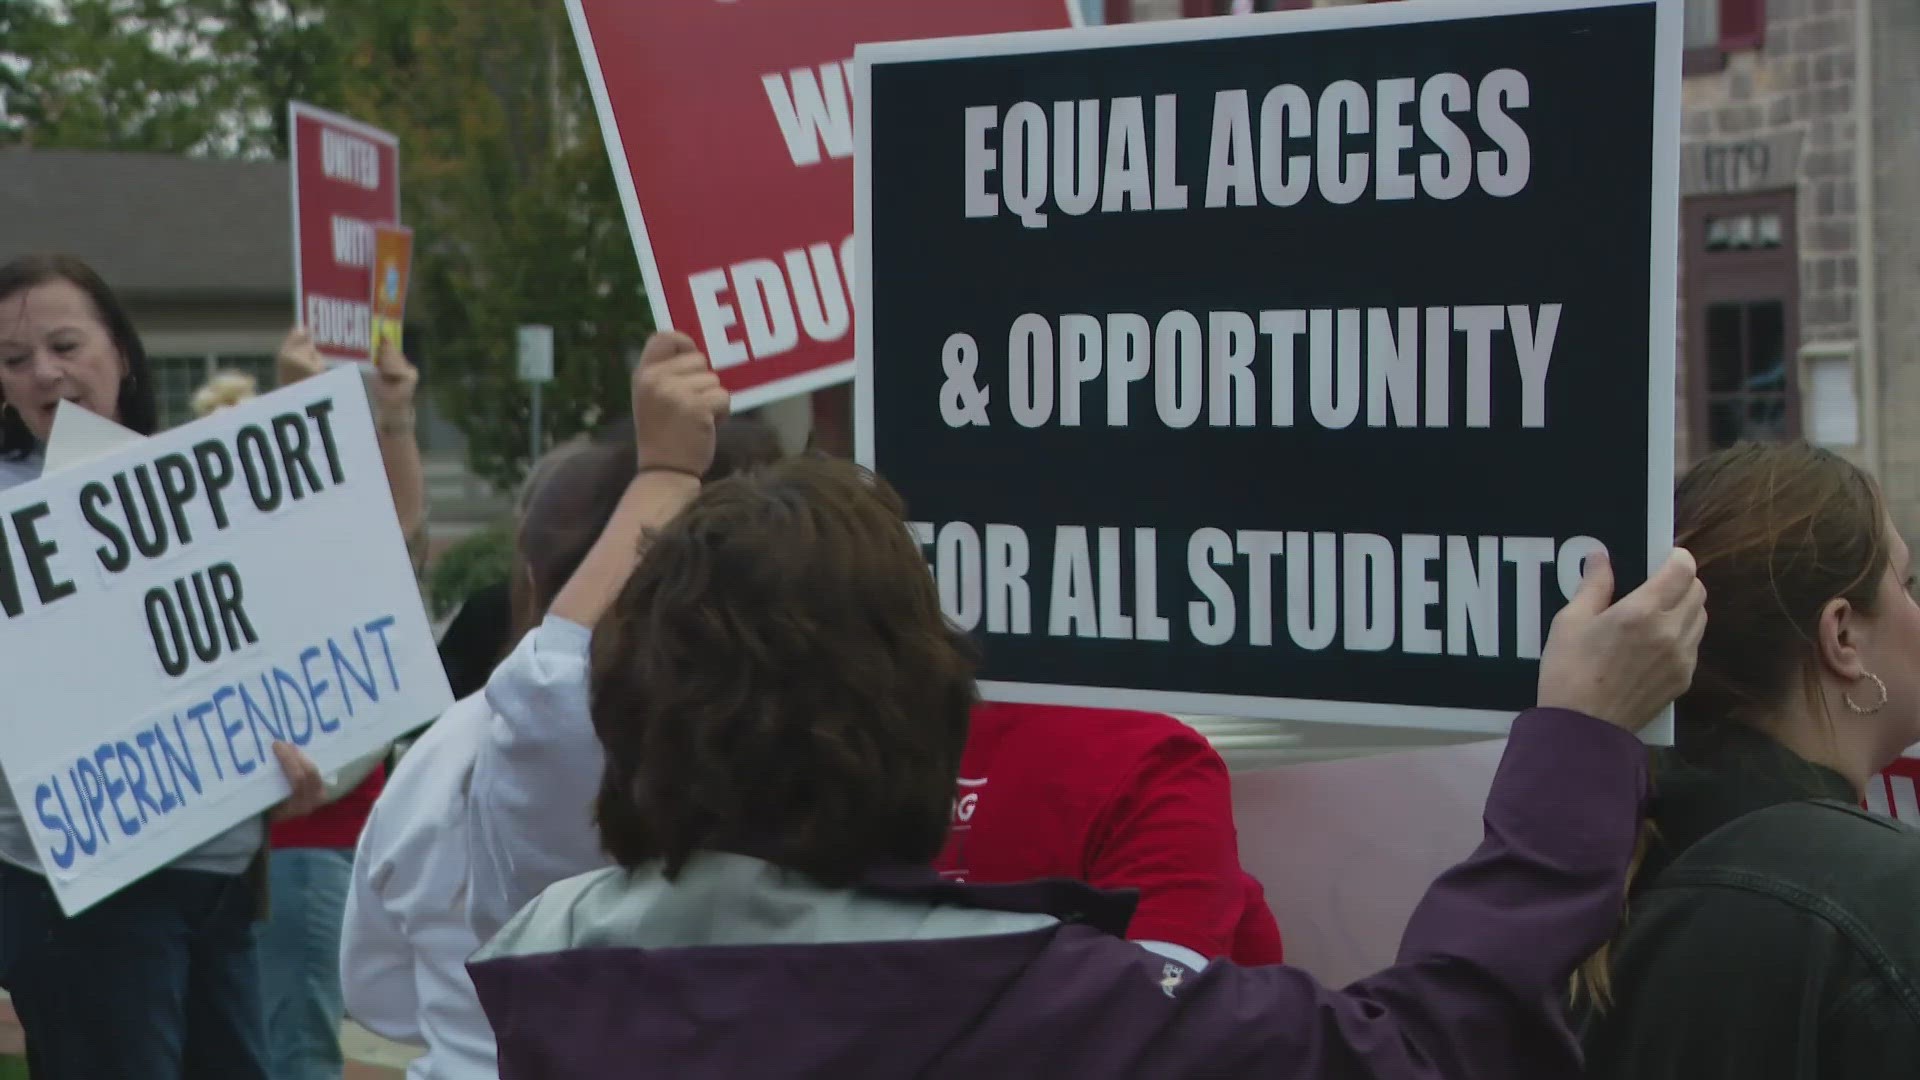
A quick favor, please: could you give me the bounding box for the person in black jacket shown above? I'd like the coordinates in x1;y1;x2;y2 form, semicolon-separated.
1581;440;1920;1080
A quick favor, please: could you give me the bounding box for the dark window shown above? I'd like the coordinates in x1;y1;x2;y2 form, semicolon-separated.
1684;191;1799;454
1701;300;1790;447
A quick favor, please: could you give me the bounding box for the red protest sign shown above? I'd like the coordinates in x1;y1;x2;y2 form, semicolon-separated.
289;102;401;365
567;0;1080;411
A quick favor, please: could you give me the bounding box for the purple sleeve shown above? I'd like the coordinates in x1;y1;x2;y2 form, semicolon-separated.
1170;708;1646;1079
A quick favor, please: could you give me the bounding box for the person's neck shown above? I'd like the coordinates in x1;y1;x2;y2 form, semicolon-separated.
1753;703;1885;798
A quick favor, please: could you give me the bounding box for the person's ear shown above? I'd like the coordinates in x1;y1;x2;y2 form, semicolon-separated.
1816;596;1868;683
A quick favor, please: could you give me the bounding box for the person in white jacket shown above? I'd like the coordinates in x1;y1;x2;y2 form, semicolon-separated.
465;336;779;942
343;437;644;1078
341;692;498;1080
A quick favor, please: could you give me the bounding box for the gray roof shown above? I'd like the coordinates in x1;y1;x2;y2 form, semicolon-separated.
0;149;291;296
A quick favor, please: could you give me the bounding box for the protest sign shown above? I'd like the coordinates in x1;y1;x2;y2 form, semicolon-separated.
856;0;1682;737
0;367;450;913
565;0;1080;411
371;224;414;356
290;102;402;365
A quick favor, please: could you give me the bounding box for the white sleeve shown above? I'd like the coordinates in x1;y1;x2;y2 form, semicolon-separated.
467;615;606;942
340;814;424;1046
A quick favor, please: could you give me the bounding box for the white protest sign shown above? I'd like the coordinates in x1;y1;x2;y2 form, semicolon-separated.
0;366;452;914
45;401;143;473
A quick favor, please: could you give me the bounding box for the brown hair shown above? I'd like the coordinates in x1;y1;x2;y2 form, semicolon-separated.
587;455;979;886
1575;439;1890;1009
507;417;785;645
0;254;158;453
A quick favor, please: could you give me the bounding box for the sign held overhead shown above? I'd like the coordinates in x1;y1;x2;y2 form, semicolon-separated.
564;0;1081;411
290;102;402;365
856;0;1683;738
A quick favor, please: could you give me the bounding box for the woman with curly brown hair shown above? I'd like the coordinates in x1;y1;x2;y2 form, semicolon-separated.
464;332;1708;1079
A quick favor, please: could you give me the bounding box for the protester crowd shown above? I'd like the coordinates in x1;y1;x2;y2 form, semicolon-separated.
2;249;1918;1080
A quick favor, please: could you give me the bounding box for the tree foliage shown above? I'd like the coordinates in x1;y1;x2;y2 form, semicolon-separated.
2;0;649;487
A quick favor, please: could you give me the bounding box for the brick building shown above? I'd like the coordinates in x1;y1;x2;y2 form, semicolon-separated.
1074;0;1920;538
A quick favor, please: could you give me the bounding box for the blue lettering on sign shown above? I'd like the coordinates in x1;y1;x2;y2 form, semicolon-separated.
115;740;159;826
274;666;314;746
34;614;406;872
34;785;74;870
329;630;380;717
240;678;284;754
213;686;256;776
74;757;107;853
299;646;340;734
185;701;225;781
135;729;179;813
95;743;138;836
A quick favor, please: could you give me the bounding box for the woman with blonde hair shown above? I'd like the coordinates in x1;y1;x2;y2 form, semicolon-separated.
190;369;260;417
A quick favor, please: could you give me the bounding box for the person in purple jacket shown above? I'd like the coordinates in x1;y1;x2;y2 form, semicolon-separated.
467;332;1707;1079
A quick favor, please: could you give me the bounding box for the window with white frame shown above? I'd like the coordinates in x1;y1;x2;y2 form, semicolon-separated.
150;354;276;430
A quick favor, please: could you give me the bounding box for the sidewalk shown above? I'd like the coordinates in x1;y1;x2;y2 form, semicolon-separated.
0;993;421;1078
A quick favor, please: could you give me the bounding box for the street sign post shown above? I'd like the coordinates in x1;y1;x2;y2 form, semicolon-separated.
518;324;555;462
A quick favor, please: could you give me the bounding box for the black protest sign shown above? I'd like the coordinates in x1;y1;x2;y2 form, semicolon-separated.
854;0;1681;732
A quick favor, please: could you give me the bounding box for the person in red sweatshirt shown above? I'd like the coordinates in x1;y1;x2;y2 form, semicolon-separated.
935;701;1284;967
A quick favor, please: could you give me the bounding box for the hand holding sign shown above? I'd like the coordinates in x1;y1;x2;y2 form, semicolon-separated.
1538;549;1706;733
277;328;327;388
369;340;418;426
632;331;731;477
268;741;326;821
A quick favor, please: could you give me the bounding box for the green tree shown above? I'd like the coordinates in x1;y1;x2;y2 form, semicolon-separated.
323;0;648;487
0;0;261;154
3;0;649;485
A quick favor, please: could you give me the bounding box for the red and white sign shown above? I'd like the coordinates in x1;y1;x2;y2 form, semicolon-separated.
1866;755;1920;822
289;102;401;365
566;0;1080;411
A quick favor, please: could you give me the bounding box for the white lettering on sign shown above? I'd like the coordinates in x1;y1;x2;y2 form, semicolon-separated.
762;60;854;168
330;216;375;270
320;128;381;190
964;73;1531;228
306;296;372;353
959;303;1560;432
910;521;1598;660
687;235;856;368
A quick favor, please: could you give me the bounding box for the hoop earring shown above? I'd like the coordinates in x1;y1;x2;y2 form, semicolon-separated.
1845;671;1889;715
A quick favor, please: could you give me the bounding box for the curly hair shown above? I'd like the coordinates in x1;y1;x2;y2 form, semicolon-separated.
190;370;260;418
588;455;978;886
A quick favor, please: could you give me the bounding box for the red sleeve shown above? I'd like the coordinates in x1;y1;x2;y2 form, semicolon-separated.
1083;725;1248;960
1232;873;1285;965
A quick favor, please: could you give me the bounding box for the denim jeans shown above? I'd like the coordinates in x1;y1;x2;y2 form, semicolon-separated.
0;859;269;1080
258;846;353;1080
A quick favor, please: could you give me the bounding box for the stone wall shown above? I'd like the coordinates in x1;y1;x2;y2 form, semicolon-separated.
1676;0;1862;468
1869;0;1920;541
